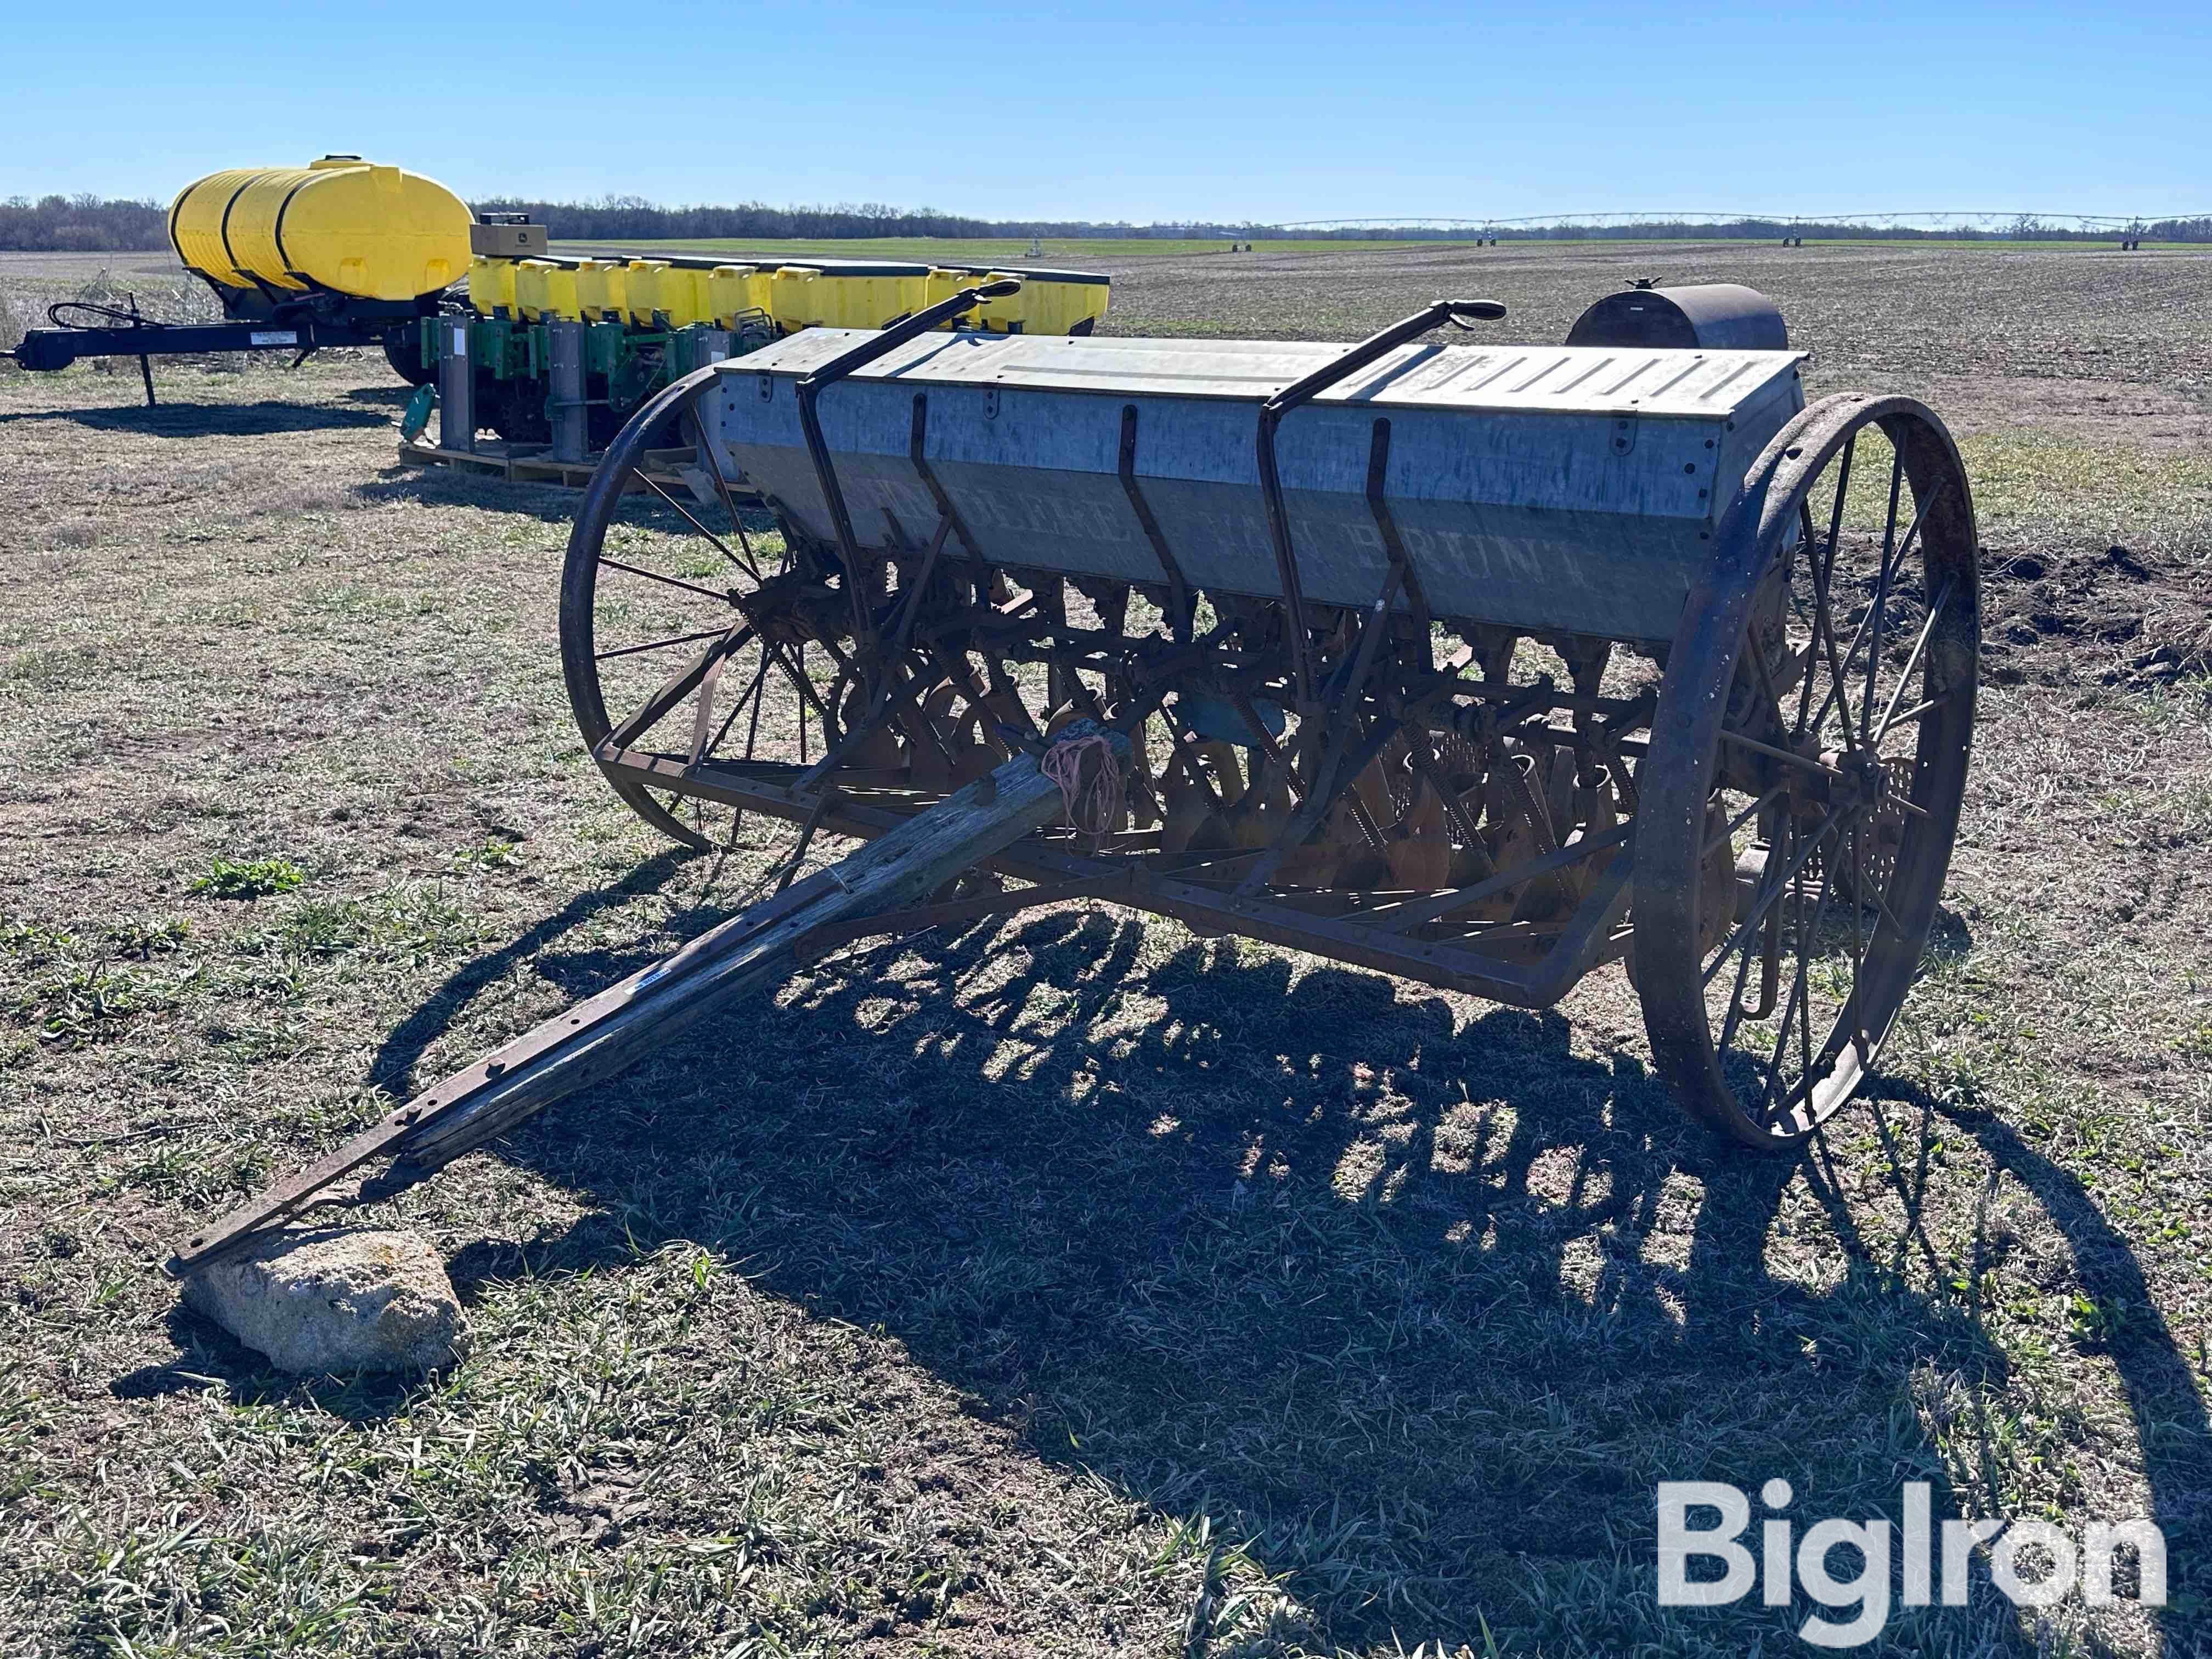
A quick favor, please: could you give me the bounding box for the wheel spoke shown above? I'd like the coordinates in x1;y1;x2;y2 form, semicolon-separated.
1702;783;1788;858
1717;893;1763;1057
1859;447;1908;747
702;646;774;764
767;640;833;729
595;554;735;606
596;624;740;663
1719;729;1853;785
635;470;758;582
1874;578;1956;738
1759;848;1841;1126
1794;433;1857;743
1805;476;1945;748
742;651;769;760
1877;687;1963;741
1702;806;1849;986
605;623;754;751
684;401;763;575
1832;477;1941;699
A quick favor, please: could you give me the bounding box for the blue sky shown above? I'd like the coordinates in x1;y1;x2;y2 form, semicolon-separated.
8;1;2207;222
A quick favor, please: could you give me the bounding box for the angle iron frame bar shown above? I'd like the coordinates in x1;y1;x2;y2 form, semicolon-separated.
1116;404;1194;643
595;746;1632;1009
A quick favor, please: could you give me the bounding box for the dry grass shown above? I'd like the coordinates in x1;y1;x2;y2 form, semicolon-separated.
2;244;2209;1658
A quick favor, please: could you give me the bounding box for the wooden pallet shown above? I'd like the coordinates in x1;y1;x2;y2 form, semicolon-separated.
396;439;755;500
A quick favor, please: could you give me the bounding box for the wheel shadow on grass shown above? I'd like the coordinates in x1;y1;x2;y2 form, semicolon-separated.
1866;1076;2211;1656
425;899;2092;1654
353;463;780;542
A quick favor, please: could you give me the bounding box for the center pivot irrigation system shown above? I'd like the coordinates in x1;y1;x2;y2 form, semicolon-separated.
170;274;1980;1274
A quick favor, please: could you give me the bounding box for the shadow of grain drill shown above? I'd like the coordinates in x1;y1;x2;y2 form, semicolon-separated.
387;893;2036;1651
363;848;690;1102
353;462;781;544
0;399;396;436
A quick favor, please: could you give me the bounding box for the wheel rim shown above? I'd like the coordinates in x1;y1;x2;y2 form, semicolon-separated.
560;369;830;852
1636;396;1980;1148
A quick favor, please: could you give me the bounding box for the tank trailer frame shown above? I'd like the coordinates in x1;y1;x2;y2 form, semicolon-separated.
9;158;1110;433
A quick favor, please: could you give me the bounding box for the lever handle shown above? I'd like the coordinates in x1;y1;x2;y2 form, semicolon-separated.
1444;298;1508;325
974;278;1023;299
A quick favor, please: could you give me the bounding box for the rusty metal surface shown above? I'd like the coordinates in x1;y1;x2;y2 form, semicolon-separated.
172;290;1986;1271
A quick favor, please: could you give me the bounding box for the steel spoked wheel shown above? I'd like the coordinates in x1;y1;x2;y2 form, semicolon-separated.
1635;395;1980;1148
561;369;839;852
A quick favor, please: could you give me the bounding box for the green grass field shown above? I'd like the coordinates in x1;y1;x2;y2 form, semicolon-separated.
2;239;2209;1657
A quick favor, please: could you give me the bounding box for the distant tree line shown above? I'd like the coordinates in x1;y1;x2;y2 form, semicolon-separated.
473;199;2212;244
0;195;169;251
469;195;1253;241
3;190;2207;250
1281;215;2212;242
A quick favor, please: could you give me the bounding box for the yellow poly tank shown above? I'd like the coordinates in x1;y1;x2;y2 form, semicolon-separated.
651;266;713;326
167;168;268;289
828;273;917;329
766;267;827;330
572;259;626;320
706;265;765;326
966;270;1024;332
623;261;672;325
167;156;470;301
1018;273;1109;336
921;268;970;314
512;260;579;321
467;255;517;315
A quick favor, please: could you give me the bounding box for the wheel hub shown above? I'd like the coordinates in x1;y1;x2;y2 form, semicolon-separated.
1810;747;1890;814
731;569;819;644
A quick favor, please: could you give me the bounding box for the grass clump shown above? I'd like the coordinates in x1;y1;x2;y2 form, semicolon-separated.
193;856;306;901
16;962;182;1048
106;916;191;958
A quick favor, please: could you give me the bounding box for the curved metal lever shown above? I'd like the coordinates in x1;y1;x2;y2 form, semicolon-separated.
1444;298;1509;326
1254;296;1506;703
794;276;1026;626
